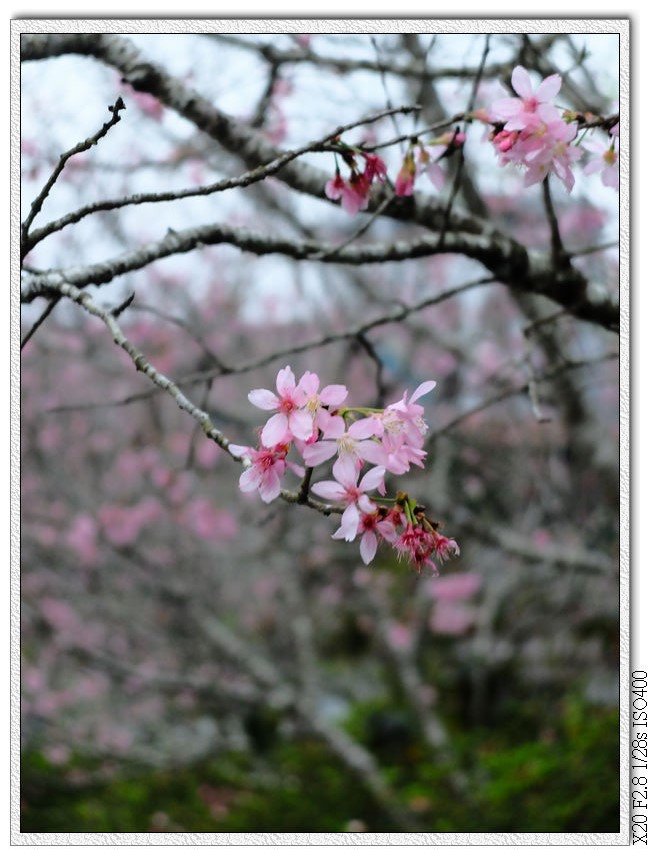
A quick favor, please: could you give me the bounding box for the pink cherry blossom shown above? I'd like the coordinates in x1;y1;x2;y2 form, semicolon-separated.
248;365;313;447
229;442;291;503
429;572;482;602
350;509;399;564
491;66;562;131
376;381;435;473
520;119;581;192
298;371;348;416
312;461;385;541
430;602;476;635
493;118;581;193
582;137;619;190
302;412;384;470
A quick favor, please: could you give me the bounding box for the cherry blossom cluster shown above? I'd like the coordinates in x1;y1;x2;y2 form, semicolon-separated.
322;66;619;207
486;66;619;193
230;366;459;574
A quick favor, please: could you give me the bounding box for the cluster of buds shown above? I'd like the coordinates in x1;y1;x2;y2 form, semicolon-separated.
230;366;459;574
324;146;388;215
324;131;465;212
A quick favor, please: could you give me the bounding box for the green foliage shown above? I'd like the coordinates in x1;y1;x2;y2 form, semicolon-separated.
21;696;619;833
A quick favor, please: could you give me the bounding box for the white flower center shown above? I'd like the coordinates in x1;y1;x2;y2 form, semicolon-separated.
337;434;357;456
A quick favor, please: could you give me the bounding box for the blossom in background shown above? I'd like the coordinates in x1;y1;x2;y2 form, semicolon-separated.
582;137;619;190
248;365;313;447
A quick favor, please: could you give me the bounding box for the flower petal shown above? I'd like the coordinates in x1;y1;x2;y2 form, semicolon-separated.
409;380;436;403
302;440;338;467
239;466;261;493
259;470;282;503
289;409;315;441
248;389;280;410
536;73;562;102
511;66;533;99
332;458;359;489
349;416;382;439
355;439;387;466
319;384;348;407
359;531;378;565
276;365;296;396
298;371;319;395
358;465;385;492
318;412;346;438
311;481;346;501
228;444;251;458
357;494;376;514
341;504;361;541
260;412;289;447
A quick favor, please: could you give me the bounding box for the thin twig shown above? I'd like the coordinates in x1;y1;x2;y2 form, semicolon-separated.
21;97;126;247
45;277;494;413
23;102;421;254
20;297;60;350
437;35;491;250
542;175;568;270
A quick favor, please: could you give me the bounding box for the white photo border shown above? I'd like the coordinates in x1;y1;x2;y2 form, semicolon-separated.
10;15;630;847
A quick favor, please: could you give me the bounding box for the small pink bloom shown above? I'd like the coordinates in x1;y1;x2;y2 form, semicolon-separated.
312;462;385;542
582;137;619;190
299;371;348;415
248;365;313;447
376;380;434;473
229;442;290;503
303;412;384;471
351;509;399;564
491;66;562;131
